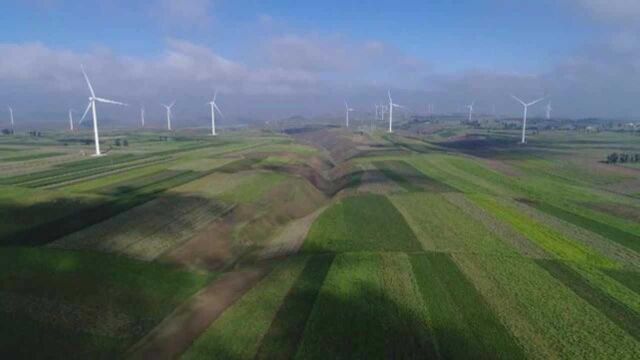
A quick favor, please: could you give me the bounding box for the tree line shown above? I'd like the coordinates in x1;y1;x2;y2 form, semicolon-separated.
605;152;640;164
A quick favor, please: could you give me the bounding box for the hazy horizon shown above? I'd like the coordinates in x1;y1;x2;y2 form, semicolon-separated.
2;0;640;126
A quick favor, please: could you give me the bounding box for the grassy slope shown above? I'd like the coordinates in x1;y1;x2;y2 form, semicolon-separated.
295;253;437;359
0;247;211;359
183;257;309;360
303;194;422;253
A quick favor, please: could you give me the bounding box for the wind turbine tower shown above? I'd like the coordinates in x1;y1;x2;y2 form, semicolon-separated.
208;92;223;136
140;106;145;128
68;109;74;131
78;65;127;156
162;102;175;131
546;102;552;120
467;100;475;122
8;107;14;129
345;101;354;128
388;91;404;133
511;95;545;144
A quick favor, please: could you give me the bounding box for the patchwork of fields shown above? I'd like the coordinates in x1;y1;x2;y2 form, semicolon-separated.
1;128;639;358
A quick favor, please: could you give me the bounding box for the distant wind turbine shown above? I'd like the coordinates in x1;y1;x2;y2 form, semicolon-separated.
467;100;475;122
68;109;74;131
8;106;14;129
345;100;354;128
511;95;545;144
546;101;552;120
79;65;127;156
140;106;145;128
208;92;223;136
388;91;404;133
375;104;379;124
161;102;175;131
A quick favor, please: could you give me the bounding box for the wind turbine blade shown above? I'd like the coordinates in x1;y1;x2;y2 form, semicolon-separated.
388;90;392;101
213;103;223;117
213;91;218;102
510;95;526;106
79;102;92;124
81;65;96;98
527;97;546;107
170;101;176;108
94;97;127;106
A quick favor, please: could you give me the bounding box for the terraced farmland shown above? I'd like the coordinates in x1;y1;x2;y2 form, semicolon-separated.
1;128;639;358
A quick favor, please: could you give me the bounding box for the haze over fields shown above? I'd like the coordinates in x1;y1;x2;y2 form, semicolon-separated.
2;0;640;125
2;1;640;359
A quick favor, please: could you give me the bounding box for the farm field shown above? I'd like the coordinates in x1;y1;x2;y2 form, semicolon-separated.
1;126;639;358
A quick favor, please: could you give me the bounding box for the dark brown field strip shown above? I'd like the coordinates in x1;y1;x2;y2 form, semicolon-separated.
604;269;640;295
536;260;640;341
518;199;640;253
254;254;334;359
128;265;271;360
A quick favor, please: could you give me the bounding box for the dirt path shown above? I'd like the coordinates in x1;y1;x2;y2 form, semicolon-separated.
258;206;327;260
127;265;272;360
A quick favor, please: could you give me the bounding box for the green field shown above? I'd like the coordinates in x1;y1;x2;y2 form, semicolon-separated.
1;127;639;358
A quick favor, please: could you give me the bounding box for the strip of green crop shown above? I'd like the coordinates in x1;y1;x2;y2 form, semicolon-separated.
295;253;437;359
0;246;211;358
373;160;457;193
183;257;309;360
535;260;640;341
471;194;618;268
1;152;65;162
390;193;516;255
303;195;422;253
604;270;640;295
1;170;213;246
525;200;640;253
94;170;188;196
255;254;334;359
453;253;640;358
410;253;525;359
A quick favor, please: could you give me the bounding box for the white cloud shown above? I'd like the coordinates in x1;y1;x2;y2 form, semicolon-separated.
571;0;640;23
154;0;214;28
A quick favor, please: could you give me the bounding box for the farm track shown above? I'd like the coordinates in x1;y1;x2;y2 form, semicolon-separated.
128;264;272;360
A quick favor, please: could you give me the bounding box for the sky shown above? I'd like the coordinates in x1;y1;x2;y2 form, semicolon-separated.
1;0;640;127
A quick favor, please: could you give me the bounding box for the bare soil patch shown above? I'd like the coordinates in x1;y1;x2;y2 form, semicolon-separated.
128;265;271;360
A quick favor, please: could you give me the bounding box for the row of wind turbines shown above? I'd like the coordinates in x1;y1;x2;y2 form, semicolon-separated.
72;66;224;156
345;91;551;144
345;91;405;134
7;67;551;157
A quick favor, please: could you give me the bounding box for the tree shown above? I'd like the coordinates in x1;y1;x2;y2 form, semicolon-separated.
607;153;619;164
620;153;629;163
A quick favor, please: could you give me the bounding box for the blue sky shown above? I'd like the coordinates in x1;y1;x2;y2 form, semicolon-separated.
2;1;597;72
1;0;640;123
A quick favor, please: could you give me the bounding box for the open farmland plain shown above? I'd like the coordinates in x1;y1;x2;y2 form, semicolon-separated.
1;126;640;359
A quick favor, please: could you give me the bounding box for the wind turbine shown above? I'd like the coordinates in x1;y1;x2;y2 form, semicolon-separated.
8;106;14;129
467;100;475;122
140;106;145;128
68;109;74;131
511;95;545;144
546;101;552;120
208;92;223;136
161;102;175;131
78;65;127;156
375;104;379;123
388;91;404;133
344;100;354;128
